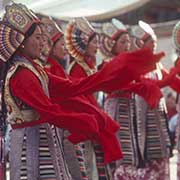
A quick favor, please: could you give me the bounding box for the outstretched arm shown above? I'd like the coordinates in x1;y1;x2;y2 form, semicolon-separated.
49;49;164;99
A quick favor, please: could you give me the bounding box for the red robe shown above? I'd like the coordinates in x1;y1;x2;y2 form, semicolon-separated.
69;56;99;106
10;48;164;163
160;68;180;93
45;58;68;78
141;67;180;93
46;58;123;163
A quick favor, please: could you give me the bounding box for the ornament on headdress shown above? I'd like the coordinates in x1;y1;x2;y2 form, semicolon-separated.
41;16;63;43
139;21;157;42
131;20;157;42
3;3;39;34
99;34;115;58
65;17;96;61
101;19;127;40
0;3;40;62
99;19;127;58
0;23;24;62
173;21;180;51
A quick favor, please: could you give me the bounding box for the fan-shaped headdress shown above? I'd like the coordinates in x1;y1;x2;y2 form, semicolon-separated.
65;17;96;61
99;19;127;57
0;3;40;62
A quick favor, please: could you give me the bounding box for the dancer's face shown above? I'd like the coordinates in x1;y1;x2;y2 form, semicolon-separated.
86;35;98;58
22;25;43;59
52;36;67;60
113;33;130;55
143;38;157;52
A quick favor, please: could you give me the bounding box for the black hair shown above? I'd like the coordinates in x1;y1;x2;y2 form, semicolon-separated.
87;33;97;44
0;61;9;136
25;23;38;39
53;35;63;47
113;31;128;42
143;35;152;43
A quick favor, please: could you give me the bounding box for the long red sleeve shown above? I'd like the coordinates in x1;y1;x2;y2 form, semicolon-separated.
69;60;99;106
10;67;122;163
122;81;162;108
49;49;164;99
9;48;164;163
152;68;179;88
46;58;121;138
160;68;180;92
144;68;180;92
169;76;180;93
10;68;99;137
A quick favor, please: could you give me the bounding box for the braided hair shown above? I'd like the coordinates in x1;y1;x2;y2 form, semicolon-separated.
0;61;8;136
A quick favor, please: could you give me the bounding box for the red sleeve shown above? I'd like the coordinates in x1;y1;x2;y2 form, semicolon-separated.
169;76;180;93
138;67;179;89
122;81;162;108
69;62;99;106
10;67;99;137
49;49;165;99
162;66;180;92
10;67;123;163
150;68;180;91
167;59;180;92
155;68;179;88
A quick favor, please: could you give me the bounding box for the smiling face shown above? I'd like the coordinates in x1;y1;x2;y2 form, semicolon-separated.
112;33;130;55
22;25;43;59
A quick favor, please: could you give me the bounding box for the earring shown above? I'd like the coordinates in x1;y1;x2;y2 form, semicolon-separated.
21;44;25;49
